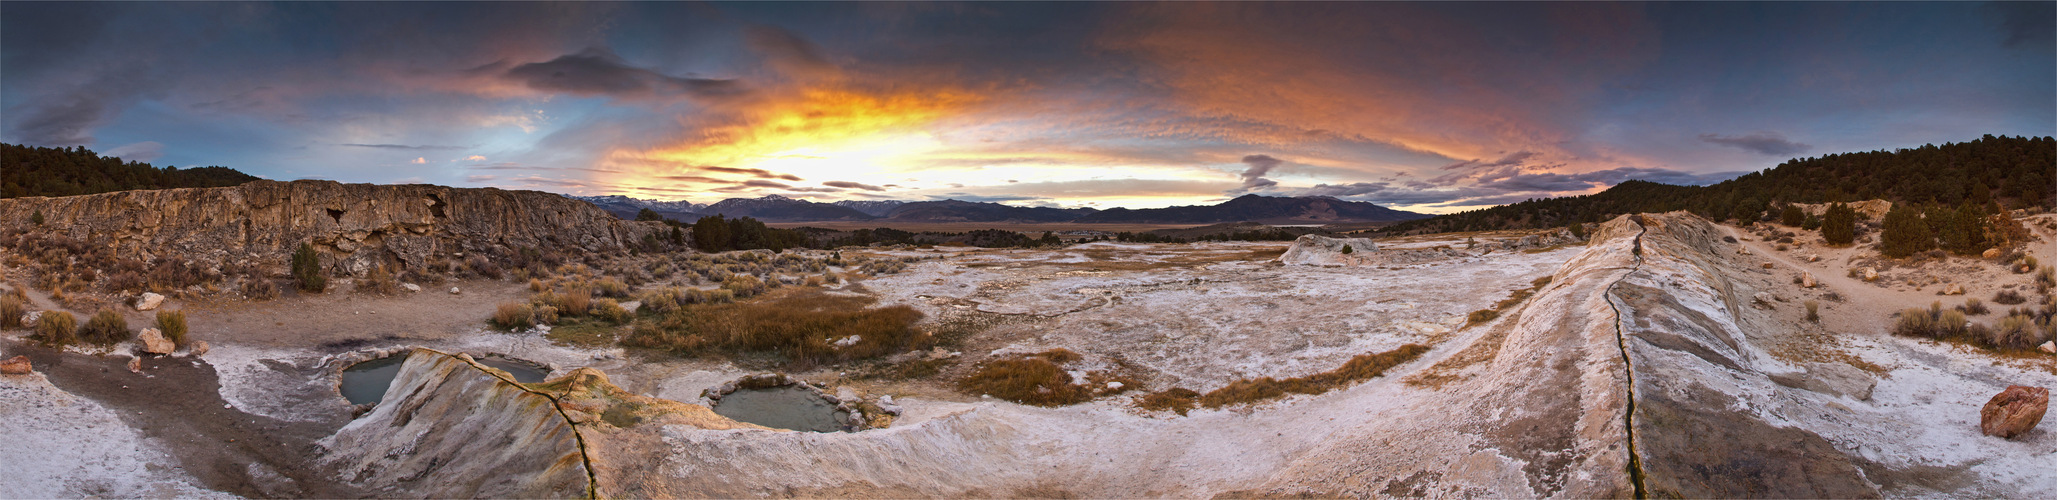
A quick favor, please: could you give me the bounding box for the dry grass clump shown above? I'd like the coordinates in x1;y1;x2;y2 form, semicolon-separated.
1466;309;1500;326
79;308;132;345
1805;300;1821;323
241;277;280;300
1995;289;2028;305
958;357;1094;407
155;310;188;347
102;271;145;293
1995;314;2042;350
636;287;684;315
466;255;504;280
591;298;632;325
1894;303;2051;352
721;274;767;298
354;266;401;295
1960;298;1989;315
594;277;631;298
620;288;928;369
1137;388;1202;416
0;295;23;329
33;310;79;346
1199;344;1429;408
491;302;536;330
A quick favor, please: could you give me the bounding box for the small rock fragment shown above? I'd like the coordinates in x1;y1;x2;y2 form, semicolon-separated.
188;340;211;357
400;283;421;293
127;356;143;374
1981;385;2049;439
135;292;165;311
2041;341;2055;354
1861;267;1879;281
1984;248;2003;259
1943;283;1965;295
449;287;462;295
1801;272;1817;288
1753;292;1780;308
0;355;32;375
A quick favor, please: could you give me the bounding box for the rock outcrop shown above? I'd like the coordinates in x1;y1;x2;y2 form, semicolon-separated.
321;350;591;498
0;180;675;278
1981;386;2048;439
320;349;758;498
1276;235;1380;266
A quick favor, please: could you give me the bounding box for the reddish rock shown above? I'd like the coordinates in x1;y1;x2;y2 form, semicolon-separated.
0;355;31;375
1981;386;2049;439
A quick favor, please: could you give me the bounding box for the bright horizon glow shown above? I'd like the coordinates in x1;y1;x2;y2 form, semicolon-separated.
2;2;2049;214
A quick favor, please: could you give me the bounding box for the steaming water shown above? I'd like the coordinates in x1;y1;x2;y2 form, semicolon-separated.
712;386;849;432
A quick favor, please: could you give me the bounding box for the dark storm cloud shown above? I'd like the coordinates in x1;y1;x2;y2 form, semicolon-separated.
4;70;162;145
1698;132;1812;156
496;48;744;100
823;181;887;191
1234;154;1283;191
741;180;793;189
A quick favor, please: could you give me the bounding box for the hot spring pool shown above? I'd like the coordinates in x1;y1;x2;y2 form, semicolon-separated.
340;355;407;405
712;386;850;432
340;354;550;405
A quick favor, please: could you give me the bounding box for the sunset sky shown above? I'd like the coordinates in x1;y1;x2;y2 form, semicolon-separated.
3;2;2051;212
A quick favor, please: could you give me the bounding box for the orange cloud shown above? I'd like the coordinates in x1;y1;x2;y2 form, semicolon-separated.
597;83;988;196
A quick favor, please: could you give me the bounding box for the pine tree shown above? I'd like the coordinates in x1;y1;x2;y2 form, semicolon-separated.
1943;203;1988;255
1880;204;1934;258
692;215;732;252
1821;202;1856;245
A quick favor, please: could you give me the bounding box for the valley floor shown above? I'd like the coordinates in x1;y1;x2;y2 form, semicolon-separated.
4;213;2057;497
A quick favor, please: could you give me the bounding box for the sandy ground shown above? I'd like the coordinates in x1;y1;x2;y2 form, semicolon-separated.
7;213;2057;497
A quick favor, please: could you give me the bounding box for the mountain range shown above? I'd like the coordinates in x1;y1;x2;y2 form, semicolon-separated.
571;193;1430;225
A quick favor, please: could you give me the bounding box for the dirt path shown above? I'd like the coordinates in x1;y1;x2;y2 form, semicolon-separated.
181;278;527;348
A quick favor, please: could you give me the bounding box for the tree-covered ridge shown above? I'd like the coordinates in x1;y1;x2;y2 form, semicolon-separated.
1383;135;2056;235
2;143;261;198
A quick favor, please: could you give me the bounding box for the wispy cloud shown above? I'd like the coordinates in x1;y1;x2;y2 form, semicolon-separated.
1698;132;1811;156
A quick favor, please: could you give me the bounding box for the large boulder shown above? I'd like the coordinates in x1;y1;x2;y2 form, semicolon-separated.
0;355;31;375
1981;386;2048;439
136;328;175;355
134;292;165;311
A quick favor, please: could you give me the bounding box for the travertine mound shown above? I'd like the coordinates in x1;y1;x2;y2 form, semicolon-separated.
319;349;761;499
320;350;591;498
0;180;673;277
1277;234;1381;266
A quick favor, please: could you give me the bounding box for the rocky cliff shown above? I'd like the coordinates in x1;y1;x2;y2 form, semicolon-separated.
0;180;673;277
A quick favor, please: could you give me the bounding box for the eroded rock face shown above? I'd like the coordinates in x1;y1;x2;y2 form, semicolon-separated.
1981;386;2049;439
0;180;674;278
